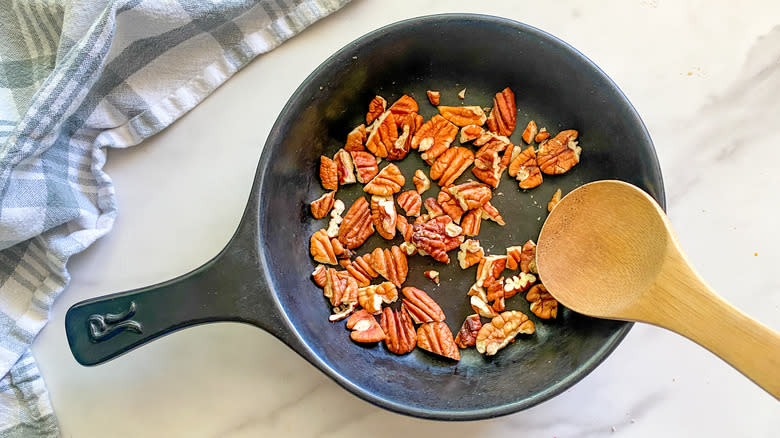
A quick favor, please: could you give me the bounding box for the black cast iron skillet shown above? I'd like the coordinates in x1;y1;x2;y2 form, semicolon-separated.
65;14;665;420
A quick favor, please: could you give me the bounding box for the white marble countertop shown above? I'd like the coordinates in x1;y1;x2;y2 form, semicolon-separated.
32;1;780;436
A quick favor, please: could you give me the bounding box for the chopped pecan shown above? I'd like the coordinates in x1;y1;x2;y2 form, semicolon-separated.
548;188;562;212
424;270;440;285
388;123;412;161
413;214;429;226
521;120;538;144
535;127;550;143
413;169;431;194
357;281;398;314
537;129;581;174
459;124;484;143
438;105;487;127
310;191;336;219
329;301;358;322
399;241;417;256
445;221;463;237
426;90;440;106
457;88;466;99
526;284;558;319
401;287;445;323
430;147;474;186
312;264;327;287
363;164;404;196
460;209;481;236
388;94;419;122
334;149;356;185
457;239;485;269
323;268;358;308
320;156;338;191
476;311;535;355
473;138;511;188
381;307;416;354
351;150;380;183
344;124;367;152
369;246;408;287
347;309;385;343
448;181;492;211
470;293;498;318
488;88;517;136
417;322;460;360
485;276;505;306
505;245;522;270
480;201;505;225
508;145;543;189
365;111;398;158
370;195;397;239
412;115;458;164
504;272;537;299
473;131;509;147
366;95;387;125
397;190;422;217
424;197;445;218
310;229;338;265
338;197;374;249
476;255;507;287
520;240;537;273
395;216;414;242
326;199;345;237
345;254;378;287
436;189;465;223
454;314;482;348
412;215;464;263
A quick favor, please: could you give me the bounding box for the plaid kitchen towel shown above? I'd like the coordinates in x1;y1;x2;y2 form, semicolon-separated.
0;0;351;435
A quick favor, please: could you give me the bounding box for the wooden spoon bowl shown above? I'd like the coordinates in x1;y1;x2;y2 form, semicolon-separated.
537;180;780;399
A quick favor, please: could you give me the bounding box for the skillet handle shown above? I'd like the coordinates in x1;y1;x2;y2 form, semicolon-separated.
65;236;286;366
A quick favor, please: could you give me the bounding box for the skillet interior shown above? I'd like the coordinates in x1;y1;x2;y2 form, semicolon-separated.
256;14;664;419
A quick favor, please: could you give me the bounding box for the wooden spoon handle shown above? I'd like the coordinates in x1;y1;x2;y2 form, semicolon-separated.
647;264;780;399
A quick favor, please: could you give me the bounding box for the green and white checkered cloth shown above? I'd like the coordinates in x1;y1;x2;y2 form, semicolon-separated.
0;0;350;435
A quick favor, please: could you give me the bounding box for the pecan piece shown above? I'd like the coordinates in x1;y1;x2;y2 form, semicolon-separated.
424;197;445;218
369;195;397;240
416;322;460;360
480;201;505;226
412;215;464;263
476;311;535;355
388;94;419;122
457;239;484;269
401;287;445;323
436;189;465;222
521;240;537;273
426;90;440;106
548;188;562;212
454;314;482;349
424;270;440;285
448;181;492;211
388;123;412;161
358;281;398;314
472;139;512;189
363;163;405;196
487;87;517;136
396;190;422;217
344;124;367;152
310;229;338;265
470;293;498;318
344;254;378;287
535;127;550;143
326;199;346;238
395;216;414;242
438;105;487;127
310;191;336;219
366;95;387;125
412;115;458;165
351;150;379;183
457;88;466;99
319;156;338;191
504;272;537;299
369;246;408;287
413;169;431;194
338;197;374;249
460;209;482;237
333;149;356;185
347;309;385;343
312;264;327;287
365;111;398;158
526;284;558;319
505;245;522;270
521;120;538;145
476;255;507;287
508;145;543;189
537;129;581;174
459;124;484;143
381;307;417;354
323;268;358;308
430;147;474;187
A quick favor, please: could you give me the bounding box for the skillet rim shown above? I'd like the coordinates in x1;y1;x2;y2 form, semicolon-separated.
252;13;666;420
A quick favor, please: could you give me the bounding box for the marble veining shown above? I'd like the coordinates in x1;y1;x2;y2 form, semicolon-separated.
31;1;780;437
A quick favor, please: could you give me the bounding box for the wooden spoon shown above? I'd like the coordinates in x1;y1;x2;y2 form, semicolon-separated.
536;180;780;399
